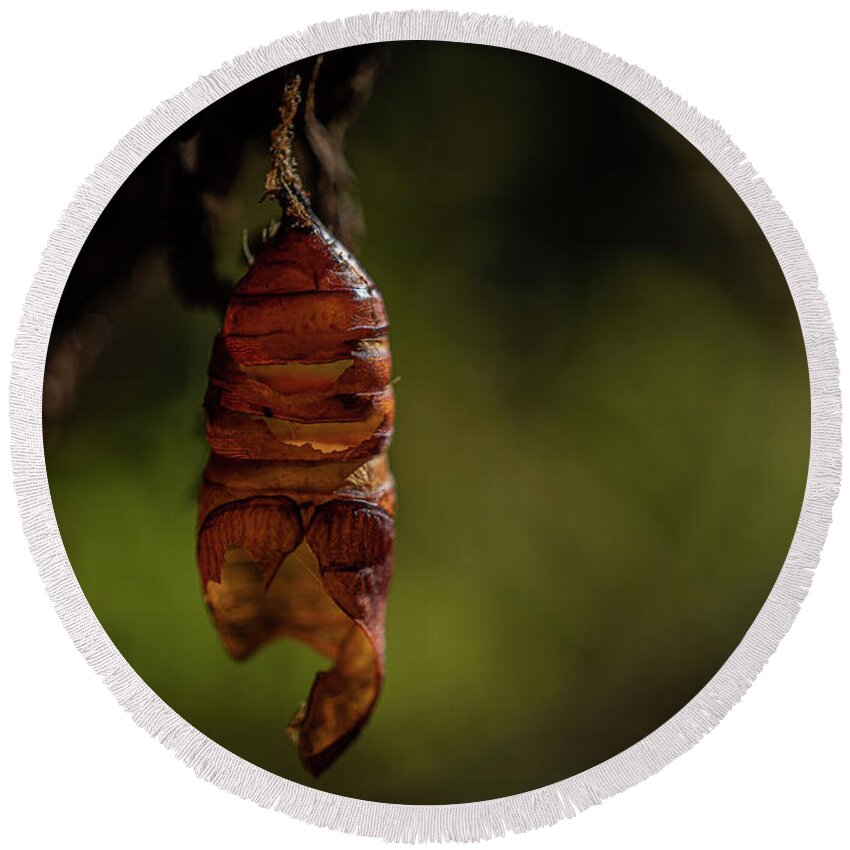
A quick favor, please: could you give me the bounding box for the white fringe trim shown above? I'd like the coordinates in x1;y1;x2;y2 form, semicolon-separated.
8;10;841;843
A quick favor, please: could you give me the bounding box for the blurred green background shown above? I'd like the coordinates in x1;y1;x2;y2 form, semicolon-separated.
45;43;809;804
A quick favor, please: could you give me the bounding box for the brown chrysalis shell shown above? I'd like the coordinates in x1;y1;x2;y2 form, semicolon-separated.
197;220;395;775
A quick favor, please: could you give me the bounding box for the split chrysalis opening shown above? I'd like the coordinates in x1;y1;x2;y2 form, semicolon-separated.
206;541;379;765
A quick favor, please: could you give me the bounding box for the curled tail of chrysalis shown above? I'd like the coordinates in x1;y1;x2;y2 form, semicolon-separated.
196;73;395;776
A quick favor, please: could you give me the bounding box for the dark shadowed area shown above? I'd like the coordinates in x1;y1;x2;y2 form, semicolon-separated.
44;42;809;804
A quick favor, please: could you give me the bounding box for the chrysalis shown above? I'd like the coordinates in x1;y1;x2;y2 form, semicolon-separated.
196;76;395;776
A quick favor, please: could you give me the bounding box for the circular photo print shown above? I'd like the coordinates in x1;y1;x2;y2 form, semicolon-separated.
44;41;809;807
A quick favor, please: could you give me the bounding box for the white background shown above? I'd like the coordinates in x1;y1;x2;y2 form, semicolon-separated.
1;1;848;847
